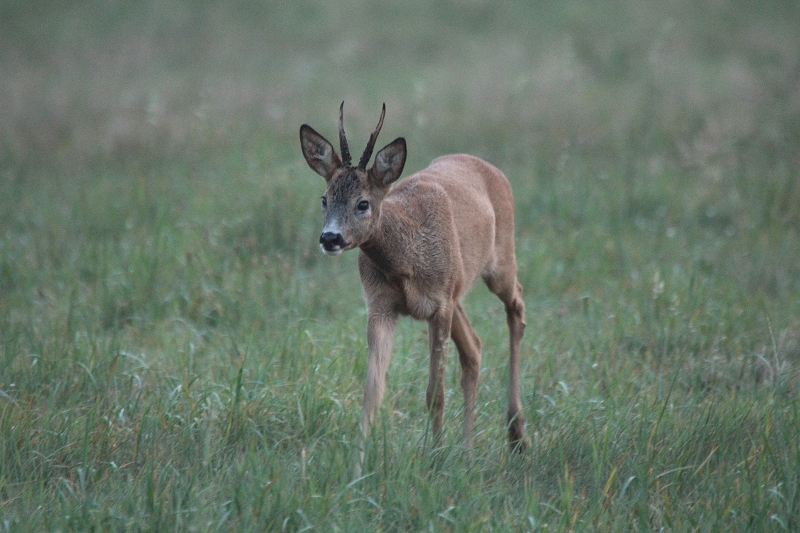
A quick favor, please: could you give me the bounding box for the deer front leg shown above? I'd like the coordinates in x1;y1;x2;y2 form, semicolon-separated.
355;311;397;475
450;302;482;443
426;306;453;444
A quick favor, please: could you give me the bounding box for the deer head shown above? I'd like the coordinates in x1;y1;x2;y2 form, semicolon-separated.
300;103;407;255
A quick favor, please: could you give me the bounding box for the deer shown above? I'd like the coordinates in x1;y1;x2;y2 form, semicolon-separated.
299;103;526;472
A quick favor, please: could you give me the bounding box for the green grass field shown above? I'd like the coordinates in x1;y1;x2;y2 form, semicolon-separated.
2;1;799;530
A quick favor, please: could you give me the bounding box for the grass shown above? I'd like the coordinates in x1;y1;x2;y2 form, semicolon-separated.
2;0;800;530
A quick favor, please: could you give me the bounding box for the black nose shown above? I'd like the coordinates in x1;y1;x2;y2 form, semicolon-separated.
319;232;346;249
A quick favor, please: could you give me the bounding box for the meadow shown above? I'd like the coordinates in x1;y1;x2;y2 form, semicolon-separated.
1;0;799;530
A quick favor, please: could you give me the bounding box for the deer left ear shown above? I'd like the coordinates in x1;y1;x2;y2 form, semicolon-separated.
371;137;406;187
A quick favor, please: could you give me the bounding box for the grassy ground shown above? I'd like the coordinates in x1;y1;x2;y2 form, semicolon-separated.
2;0;800;530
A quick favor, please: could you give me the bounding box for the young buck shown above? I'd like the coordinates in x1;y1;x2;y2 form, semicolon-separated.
299;103;526;466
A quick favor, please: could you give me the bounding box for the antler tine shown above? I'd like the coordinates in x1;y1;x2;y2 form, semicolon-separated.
338;101;352;167
358;103;386;170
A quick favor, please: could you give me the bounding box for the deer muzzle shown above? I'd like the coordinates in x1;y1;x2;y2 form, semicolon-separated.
319;231;348;255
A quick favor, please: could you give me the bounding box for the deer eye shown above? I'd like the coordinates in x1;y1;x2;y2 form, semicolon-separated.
356;200;370;213
321;196;327;209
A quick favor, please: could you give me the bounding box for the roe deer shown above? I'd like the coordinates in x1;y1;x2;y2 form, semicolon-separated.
299;103;526;469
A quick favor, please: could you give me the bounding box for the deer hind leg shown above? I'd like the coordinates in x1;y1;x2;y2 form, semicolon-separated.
485;272;527;450
426;306;453;444
450;302;482;444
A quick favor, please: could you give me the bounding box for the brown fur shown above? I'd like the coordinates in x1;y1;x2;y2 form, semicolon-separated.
300;104;526;472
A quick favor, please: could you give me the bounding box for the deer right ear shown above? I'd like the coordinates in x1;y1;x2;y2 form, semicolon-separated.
300;125;342;181
371;137;406;187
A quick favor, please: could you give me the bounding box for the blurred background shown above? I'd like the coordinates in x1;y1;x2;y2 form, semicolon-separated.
3;0;798;171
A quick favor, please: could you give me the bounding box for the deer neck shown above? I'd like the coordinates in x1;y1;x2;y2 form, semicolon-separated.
358;204;413;278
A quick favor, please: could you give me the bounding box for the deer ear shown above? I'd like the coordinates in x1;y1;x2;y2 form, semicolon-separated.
300;124;342;181
371;137;406;187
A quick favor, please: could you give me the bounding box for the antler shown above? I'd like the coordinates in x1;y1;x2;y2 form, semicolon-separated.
358;103;386;170
338;101;352;167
